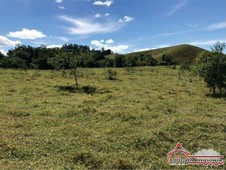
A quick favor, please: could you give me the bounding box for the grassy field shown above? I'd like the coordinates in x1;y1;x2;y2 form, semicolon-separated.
0;67;225;169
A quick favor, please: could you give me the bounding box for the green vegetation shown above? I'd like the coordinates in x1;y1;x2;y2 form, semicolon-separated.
106;69;117;80
0;44;207;71
0;67;225;169
195;42;226;95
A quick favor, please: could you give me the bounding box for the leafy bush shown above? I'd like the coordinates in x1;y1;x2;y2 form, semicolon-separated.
107;69;117;80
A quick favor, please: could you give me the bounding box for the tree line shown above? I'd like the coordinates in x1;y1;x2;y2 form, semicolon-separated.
0;44;164;70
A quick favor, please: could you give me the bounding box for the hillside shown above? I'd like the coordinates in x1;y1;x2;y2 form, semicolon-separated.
127;44;207;64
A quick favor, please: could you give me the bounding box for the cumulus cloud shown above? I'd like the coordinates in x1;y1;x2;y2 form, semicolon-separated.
93;0;113;7
194;149;221;156
119;16;135;23
55;0;65;9
167;0;187;16
59;15;122;35
91;39;128;53
7;28;46;40
94;13;101;18
47;44;62;48
106;39;114;44
55;0;63;3
207;22;226;31
0;35;21;47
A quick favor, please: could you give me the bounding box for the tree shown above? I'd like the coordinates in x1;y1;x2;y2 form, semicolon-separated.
0;51;5;59
161;54;175;67
144;54;158;66
211;41;226;53
195;42;226;95
48;49;81;89
115;54;126;67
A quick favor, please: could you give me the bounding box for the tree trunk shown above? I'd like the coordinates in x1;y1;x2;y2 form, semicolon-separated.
213;86;216;94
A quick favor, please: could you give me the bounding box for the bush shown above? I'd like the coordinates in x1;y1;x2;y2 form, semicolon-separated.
107;69;117;80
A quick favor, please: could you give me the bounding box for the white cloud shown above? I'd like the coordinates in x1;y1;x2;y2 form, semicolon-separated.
0;49;7;56
59;15;122;35
94;13;110;18
207;22;226;31
47;44;62;48
94;13;101;18
119;16;135;23
132;44;170;52
132;48;151;53
93;0;113;7
91;39;128;53
57;5;65;9
7;28;46;40
55;0;63;3
188;39;226;46
55;0;65;9
155;44;170;48
0;35;21;47
194;149;221;156
167;0;187;16
106;39;114;44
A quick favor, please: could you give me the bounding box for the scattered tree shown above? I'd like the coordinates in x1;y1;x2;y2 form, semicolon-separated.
195;42;226;95
48;50;81;88
107;69;117;80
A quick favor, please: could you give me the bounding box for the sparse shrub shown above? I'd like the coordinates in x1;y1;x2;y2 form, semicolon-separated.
178;62;191;80
107;69;117;80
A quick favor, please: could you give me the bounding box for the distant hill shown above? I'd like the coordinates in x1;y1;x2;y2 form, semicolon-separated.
126;44;207;64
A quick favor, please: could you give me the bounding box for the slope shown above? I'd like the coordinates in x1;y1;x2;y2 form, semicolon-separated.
127;44;207;63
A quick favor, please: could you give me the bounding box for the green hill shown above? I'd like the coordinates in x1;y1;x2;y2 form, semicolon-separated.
126;44;207;64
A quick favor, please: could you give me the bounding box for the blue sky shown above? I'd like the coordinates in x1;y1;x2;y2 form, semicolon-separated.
0;0;226;55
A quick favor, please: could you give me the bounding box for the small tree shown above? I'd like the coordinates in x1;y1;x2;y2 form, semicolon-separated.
107;69;117;80
48;50;81;89
195;42;226;95
161;54;175;67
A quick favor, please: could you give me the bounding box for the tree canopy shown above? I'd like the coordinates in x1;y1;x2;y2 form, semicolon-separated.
195;42;226;95
0;44;158;69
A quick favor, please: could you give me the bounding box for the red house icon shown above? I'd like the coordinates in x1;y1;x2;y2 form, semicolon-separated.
167;143;190;164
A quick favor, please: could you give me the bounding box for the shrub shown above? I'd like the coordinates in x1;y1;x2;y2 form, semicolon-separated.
107;69;117;80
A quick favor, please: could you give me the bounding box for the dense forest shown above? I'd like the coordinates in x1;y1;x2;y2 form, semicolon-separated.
0;44;171;69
